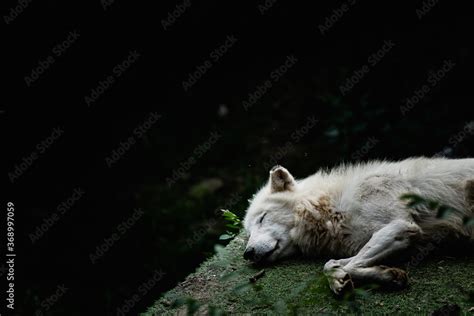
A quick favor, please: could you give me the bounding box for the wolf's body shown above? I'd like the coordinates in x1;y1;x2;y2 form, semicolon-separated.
243;157;474;294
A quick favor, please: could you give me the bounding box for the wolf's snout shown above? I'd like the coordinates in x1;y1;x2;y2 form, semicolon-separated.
243;247;266;262
244;241;279;262
243;247;255;260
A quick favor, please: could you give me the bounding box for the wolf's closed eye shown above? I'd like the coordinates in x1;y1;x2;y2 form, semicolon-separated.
259;213;267;224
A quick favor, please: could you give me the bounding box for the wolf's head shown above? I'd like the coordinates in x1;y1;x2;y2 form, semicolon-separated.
243;165;300;263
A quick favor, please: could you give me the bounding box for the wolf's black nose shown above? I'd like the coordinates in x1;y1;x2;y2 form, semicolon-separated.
243;248;255;260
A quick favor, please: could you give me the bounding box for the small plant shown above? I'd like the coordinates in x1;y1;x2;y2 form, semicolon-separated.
219;209;242;240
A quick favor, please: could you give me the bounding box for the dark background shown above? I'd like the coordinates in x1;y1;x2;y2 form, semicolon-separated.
3;0;473;315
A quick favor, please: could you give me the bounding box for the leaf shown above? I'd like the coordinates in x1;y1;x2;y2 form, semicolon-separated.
400;193;426;208
170;297;187;308
219;233;234;240
225;223;240;229
436;205;456;219
427;200;440;210
221;209;242;235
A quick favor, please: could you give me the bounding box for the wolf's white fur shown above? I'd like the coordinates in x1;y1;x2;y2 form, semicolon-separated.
243;157;474;294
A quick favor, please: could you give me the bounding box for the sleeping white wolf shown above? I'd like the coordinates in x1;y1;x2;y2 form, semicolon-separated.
243;157;474;294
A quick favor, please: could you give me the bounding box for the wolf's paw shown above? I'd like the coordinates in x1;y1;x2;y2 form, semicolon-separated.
380;265;408;289
324;261;354;295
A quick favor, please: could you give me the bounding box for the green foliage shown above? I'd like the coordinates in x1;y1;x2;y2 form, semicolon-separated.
400;193;473;224
400;193;427;208
219;209;242;240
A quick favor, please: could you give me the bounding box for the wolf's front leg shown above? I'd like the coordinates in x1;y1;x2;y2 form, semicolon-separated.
323;219;421;295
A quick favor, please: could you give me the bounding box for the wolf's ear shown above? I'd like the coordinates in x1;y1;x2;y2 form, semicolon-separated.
270;165;295;193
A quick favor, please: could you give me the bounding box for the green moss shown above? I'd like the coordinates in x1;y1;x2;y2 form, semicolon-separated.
143;234;474;315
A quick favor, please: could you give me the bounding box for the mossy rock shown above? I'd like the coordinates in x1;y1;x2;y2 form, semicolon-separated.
143;233;474;315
